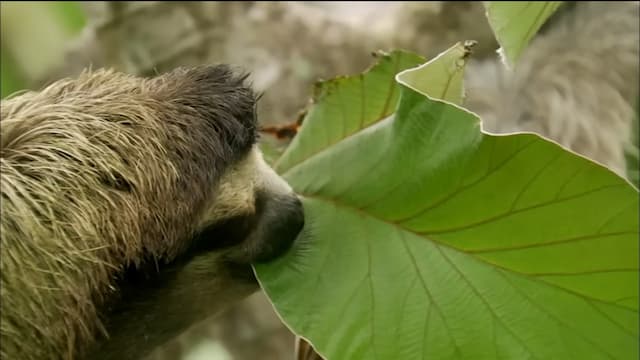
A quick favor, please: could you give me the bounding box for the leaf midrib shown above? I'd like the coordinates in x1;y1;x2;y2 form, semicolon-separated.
300;193;639;314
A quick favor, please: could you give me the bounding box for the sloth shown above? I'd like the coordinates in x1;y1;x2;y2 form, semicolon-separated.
0;65;304;360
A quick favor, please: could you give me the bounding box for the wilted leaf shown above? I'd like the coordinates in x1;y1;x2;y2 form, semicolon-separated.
254;45;639;360
484;1;563;66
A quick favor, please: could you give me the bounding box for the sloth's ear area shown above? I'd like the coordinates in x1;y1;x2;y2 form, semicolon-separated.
151;65;259;155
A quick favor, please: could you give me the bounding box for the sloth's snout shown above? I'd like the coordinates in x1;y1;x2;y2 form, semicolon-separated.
247;192;304;263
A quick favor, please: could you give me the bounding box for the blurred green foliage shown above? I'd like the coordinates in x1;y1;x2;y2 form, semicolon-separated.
50;1;86;33
0;43;25;99
1;1;86;98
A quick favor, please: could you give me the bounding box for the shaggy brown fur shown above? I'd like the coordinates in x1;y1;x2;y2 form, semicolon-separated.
465;1;639;178
0;65;301;359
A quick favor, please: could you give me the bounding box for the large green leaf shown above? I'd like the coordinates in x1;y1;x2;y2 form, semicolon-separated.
254;45;639;359
485;2;563;66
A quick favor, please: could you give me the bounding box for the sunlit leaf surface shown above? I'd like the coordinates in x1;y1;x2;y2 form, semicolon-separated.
255;45;639;360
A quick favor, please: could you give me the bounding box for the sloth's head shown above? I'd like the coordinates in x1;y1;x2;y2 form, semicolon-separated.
0;65;304;359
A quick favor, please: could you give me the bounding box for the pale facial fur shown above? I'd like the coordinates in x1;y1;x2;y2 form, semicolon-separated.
199;145;293;227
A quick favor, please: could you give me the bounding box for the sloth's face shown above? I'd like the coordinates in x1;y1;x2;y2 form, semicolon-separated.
1;64;305;268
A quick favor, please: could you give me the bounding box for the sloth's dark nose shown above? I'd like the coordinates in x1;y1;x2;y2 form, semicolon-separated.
249;192;305;263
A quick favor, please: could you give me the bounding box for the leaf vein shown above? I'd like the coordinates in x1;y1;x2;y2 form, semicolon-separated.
467;231;636;254
420;184;625;235
398;233;463;358
496;269;618;359
392;138;538;223
509;151;564;212
437;247;538;359
585;299;638;337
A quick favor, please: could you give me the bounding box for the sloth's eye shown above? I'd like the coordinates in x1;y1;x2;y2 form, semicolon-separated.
100;171;133;193
187;211;258;254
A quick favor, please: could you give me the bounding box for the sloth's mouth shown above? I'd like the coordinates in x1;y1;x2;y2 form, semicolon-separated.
188;191;304;264
245;192;305;263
